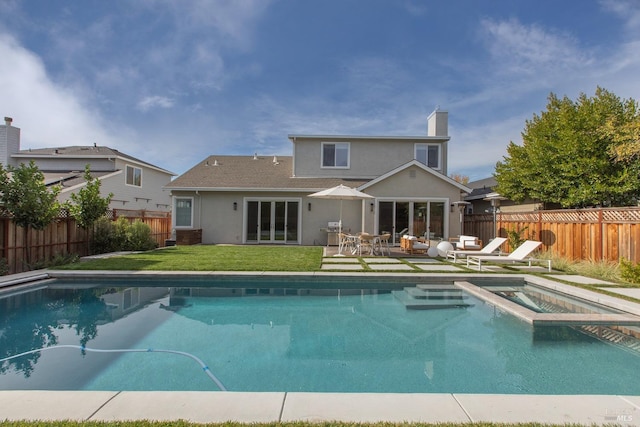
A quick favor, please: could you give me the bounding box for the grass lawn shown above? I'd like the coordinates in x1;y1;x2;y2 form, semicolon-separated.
54;245;324;272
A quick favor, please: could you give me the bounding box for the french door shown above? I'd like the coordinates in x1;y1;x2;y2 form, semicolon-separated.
246;199;300;244
378;200;446;245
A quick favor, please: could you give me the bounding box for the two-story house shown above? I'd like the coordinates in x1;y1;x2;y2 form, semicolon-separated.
0;117;175;212
166;109;471;246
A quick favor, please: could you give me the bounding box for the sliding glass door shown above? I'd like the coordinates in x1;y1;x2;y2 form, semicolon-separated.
378;200;446;244
246;199;300;244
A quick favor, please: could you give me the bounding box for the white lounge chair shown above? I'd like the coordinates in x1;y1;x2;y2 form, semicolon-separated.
466;240;551;271
446;237;507;263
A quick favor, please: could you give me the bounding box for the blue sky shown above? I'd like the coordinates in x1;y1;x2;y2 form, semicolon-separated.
1;0;639;180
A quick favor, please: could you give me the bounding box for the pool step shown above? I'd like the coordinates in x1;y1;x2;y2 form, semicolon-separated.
580;324;640;354
393;286;472;310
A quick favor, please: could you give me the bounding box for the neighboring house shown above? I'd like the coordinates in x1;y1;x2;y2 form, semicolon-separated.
0;117;175;212
166;109;472;246
465;177;545;214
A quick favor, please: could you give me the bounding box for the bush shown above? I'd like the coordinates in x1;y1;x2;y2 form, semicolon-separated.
0;257;8;276
112;217;131;250
91;217;116;254
90;217;157;253
620;258;640;284
126;219;157;251
505;225;529;250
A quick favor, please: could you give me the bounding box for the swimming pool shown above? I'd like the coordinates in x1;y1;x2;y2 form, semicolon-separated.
1;275;640;394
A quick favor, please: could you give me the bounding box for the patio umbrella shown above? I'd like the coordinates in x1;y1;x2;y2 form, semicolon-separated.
308;184;374;255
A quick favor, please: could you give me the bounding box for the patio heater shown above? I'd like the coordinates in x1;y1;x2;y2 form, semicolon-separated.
484;193;506;239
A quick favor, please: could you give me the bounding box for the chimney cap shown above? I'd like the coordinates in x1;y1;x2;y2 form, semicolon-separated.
4;117;12;125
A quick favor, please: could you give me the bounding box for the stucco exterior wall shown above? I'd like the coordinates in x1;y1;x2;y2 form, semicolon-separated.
24;157;115;171
361;165;465;238
57;165;173;212
292;137;446;179
173;164;466;245
173;190;370;245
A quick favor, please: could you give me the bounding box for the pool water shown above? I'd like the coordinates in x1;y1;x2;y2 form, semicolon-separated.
1;279;640;394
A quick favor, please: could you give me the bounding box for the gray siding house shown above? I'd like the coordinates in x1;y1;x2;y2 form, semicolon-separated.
0;117;175;212
166;110;471;245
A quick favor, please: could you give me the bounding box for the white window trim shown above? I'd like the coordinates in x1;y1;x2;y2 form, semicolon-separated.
414;143;441;170
125;164;143;187
321;141;350;169
174;196;194;229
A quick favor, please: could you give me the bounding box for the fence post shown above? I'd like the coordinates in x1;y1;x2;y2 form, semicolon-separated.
537;211;542;246
597;209;604;262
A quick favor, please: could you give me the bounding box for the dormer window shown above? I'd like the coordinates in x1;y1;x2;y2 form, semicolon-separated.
322;142;350;168
415;143;440;170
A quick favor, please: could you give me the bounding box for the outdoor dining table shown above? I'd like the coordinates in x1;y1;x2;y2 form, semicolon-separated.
351;233;382;256
338;232;388;256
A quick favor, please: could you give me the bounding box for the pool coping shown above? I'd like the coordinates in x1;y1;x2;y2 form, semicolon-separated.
455;276;640;326
1;270;640;425
0;390;638;424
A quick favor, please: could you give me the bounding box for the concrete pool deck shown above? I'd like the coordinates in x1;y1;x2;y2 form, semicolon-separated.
1;267;640;425
1;390;639;424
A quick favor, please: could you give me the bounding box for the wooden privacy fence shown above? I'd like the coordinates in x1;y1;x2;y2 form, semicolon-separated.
0;209;172;275
111;209;173;246
464;207;640;264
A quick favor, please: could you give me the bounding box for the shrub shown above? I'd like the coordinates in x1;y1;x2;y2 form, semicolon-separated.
0;258;8;276
126;219;157;251
620;258;640;284
112;217;131;250
505;225;529;250
91;217;116;254
90;217;156;253
47;253;80;267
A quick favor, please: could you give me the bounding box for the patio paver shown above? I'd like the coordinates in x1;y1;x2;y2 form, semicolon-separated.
361;257;403;263
321;257;361;263
604;288;640;300
549;274;616;285
320;263;364;270
401;257;440;264
368;263;415;271
415;264;467;271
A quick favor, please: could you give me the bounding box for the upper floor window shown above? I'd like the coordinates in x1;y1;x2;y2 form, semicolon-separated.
175;197;193;227
126;165;142;187
322;142;350;168
415;144;440;170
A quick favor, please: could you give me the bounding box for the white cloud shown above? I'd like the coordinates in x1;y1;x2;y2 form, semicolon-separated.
600;0;640;31
137;96;175;112
0;33;117;149
480;18;592;77
402;1;427;17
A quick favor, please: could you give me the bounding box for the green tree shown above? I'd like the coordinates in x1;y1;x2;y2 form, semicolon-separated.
603;110;640;163
65;165;113;254
0;160;61;265
495;87;640;208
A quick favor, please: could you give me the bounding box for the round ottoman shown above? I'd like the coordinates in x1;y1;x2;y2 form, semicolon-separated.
436;241;454;257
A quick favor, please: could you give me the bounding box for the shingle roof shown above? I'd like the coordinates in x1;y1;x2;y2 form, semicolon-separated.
165;155;370;191
14;145;175;175
42;171;116;189
465;177;497;200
